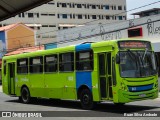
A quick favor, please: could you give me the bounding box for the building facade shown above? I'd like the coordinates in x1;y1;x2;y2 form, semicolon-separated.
0;23;35;58
0;0;127;45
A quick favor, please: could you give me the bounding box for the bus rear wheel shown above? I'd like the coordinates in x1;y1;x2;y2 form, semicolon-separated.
80;89;94;110
21;87;31;104
114;103;125;106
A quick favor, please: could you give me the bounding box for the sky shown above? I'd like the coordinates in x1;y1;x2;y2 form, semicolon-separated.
126;0;160;19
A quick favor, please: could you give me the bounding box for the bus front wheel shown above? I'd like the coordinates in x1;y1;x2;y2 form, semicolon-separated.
80;89;94;110
21;87;31;104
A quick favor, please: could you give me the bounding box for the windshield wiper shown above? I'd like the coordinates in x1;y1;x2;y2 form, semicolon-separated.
127;50;142;77
143;48;148;60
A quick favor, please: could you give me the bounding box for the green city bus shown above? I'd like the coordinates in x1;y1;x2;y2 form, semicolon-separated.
2;39;159;109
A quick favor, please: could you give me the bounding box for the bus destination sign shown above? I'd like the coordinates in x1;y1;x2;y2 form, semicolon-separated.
118;41;151;49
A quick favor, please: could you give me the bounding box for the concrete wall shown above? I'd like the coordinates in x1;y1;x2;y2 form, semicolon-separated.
6;24;35;50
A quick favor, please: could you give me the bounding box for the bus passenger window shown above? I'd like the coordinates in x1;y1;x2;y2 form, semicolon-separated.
59;52;74;72
17;59;28;74
45;55;57;72
76;50;93;71
29;56;43;73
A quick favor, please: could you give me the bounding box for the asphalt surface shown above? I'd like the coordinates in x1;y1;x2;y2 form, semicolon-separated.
0;85;160;119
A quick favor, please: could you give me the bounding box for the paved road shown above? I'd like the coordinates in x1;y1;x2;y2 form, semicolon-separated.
0;86;160;119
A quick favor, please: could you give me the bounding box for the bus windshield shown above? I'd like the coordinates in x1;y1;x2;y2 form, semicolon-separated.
119;51;157;78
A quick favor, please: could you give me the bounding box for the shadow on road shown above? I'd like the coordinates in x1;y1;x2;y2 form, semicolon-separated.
5;98;159;114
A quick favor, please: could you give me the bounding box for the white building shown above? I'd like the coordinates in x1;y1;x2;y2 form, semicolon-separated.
0;0;127;45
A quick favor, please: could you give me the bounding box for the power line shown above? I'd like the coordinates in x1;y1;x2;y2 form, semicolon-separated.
3;0;160;41
1;1;160;50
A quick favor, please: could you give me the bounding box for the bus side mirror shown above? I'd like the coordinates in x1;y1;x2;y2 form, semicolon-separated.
116;54;120;64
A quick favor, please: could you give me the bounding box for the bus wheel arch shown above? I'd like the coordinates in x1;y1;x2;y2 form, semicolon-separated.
77;85;94;110
20;85;31;104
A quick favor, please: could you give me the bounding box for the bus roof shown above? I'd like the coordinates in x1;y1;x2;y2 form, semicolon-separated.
2;38;150;60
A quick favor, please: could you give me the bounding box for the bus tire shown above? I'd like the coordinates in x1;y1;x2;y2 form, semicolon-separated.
114;103;125;106
21;87;31;104
80;89;94;110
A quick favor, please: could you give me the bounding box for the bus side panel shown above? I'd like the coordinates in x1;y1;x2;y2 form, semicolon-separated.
44;74;63;99
91;53;100;101
60;72;76;100
15;74;30;96
2;70;9;95
29;74;44;97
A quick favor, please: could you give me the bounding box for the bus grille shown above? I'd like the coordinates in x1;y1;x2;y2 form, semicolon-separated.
128;84;153;92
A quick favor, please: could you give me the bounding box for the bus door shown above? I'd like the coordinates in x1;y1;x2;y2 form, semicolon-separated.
98;53;113;99
8;62;16;95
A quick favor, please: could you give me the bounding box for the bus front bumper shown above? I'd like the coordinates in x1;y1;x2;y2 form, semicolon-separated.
117;88;158;103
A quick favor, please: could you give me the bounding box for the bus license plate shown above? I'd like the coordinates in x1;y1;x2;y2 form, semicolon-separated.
139;94;146;97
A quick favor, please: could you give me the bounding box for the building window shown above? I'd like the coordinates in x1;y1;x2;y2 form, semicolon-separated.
18;14;21;17
87;4;89;9
114;6;116;10
45;55;57;72
76;50;93;71
49;25;56;27
101;5;103;9
36;13;39;18
22;13;25;17
92;15;97;19
29;56;43;73
77;4;82;8
119;16;123;20
63;27;68;29
62;3;67;7
111;6;113;10
105;5;109;10
17;59;28;74
85;15;87;19
42;25;48;27
62;14;68;19
57;14;60;18
92;5;96;9
49;14;55;16
118;6;122;10
57;2;59;7
128;27;143;37
78;14;82;19
59;53;74;72
72;3;75;8
41;13;48;16
124;6;126;10
28;13;33;18
88;15;90;19
70;14;72;19
102;15;104;19
106;15;110;19
73;14;75;19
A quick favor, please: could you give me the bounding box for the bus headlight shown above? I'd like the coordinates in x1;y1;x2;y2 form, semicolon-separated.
120;82;128;91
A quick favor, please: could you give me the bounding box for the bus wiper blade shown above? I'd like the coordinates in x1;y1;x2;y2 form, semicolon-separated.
143;48;148;60
127;49;136;60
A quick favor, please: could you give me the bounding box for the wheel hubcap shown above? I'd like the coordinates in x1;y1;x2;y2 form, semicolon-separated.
22;90;28;101
83;94;89;104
